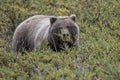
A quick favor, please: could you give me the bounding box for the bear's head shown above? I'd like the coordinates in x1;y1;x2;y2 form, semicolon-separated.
48;14;79;51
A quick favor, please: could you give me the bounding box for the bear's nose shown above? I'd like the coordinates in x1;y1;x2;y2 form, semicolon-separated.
63;33;70;42
63;34;69;37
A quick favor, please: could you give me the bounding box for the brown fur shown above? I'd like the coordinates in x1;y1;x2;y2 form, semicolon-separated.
12;15;79;53
48;16;79;51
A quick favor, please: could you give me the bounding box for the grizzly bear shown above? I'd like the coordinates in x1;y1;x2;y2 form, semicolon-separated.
12;14;79;53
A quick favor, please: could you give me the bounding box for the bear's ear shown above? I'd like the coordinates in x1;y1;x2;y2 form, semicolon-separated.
70;14;76;22
50;17;57;25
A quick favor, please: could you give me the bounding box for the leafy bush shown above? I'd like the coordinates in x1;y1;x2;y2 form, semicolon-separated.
0;0;120;80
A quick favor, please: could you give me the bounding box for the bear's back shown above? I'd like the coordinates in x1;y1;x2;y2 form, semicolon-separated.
12;15;51;52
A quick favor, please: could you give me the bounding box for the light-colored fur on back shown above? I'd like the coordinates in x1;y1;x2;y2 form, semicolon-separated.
12;15;51;52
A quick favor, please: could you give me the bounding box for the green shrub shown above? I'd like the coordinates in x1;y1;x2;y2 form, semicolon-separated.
0;0;120;80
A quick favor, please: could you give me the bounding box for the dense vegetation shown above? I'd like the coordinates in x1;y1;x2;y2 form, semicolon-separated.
0;0;120;80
